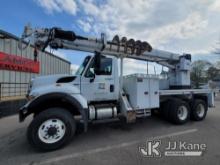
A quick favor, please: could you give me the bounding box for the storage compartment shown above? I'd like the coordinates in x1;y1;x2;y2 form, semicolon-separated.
123;74;159;109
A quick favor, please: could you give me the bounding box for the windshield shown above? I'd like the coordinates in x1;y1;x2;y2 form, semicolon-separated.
75;56;91;76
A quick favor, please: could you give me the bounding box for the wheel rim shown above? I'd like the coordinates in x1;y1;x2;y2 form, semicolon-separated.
177;105;188;121
196;104;205;118
38;119;66;144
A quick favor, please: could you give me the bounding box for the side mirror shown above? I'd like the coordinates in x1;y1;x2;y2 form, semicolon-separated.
94;51;101;75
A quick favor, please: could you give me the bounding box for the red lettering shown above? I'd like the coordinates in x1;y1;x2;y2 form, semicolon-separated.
0;51;40;73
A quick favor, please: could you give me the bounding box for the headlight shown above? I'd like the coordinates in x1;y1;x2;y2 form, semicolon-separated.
27;92;38;101
27;95;36;101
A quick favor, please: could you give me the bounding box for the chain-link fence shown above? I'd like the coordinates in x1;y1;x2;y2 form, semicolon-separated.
0;82;29;101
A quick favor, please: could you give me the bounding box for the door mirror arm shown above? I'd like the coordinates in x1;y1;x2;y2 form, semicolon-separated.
90;74;95;83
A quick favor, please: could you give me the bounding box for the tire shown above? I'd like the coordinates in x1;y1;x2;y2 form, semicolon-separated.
169;99;190;124
191;99;207;121
160;100;171;120
27;108;76;151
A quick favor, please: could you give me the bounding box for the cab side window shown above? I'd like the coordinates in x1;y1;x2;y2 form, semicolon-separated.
85;57;112;77
85;60;95;77
99;57;112;75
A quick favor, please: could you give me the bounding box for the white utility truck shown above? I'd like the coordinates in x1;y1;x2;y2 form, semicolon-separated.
19;25;214;151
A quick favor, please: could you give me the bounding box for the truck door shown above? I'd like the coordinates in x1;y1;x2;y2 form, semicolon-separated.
80;56;116;102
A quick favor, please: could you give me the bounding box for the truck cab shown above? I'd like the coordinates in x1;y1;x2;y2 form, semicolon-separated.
76;55;119;102
25;54;119;104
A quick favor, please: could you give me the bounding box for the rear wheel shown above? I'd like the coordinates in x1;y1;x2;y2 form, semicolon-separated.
169;99;190;124
27;108;76;151
191;99;207;121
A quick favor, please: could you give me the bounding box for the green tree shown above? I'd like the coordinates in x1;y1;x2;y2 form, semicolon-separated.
215;61;220;69
207;66;219;80
190;60;211;88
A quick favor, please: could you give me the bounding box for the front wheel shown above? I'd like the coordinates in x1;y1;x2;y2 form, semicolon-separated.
27;108;76;151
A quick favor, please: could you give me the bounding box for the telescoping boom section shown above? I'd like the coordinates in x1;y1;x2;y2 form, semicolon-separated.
21;25;192;88
21;25;187;68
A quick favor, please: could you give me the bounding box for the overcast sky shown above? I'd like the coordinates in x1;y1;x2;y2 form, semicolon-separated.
1;0;220;74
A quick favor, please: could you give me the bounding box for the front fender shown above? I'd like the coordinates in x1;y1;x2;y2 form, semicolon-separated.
19;92;89;132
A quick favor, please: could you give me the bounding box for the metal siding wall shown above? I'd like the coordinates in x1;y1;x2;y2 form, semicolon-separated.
47;53;50;75
62;63;65;74
65;63;68;74
0;38;71;77
28;46;31;81
68;63;70;74
4;39;10;83
3;39;10;97
10;40;17;96
59;59;62;73
45;53;49;75
38;50;42;76
15;42;21;95
55;57;58;73
46;53;49;75
21;43;27;83
57;58;59;73
42;52;46;75
58;59;60;73
15;40;21;84
0;38;4;83
56;58;59;74
49;54;52;74
60;60;62;73
19;45;25;83
64;63;66;74
0;31;71;100
43;52;46;74
67;63;69;74
49;54;52;75
60;61;63;74
62;61;64;73
39;51;44;75
52;56;55;74
44;52;47;75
